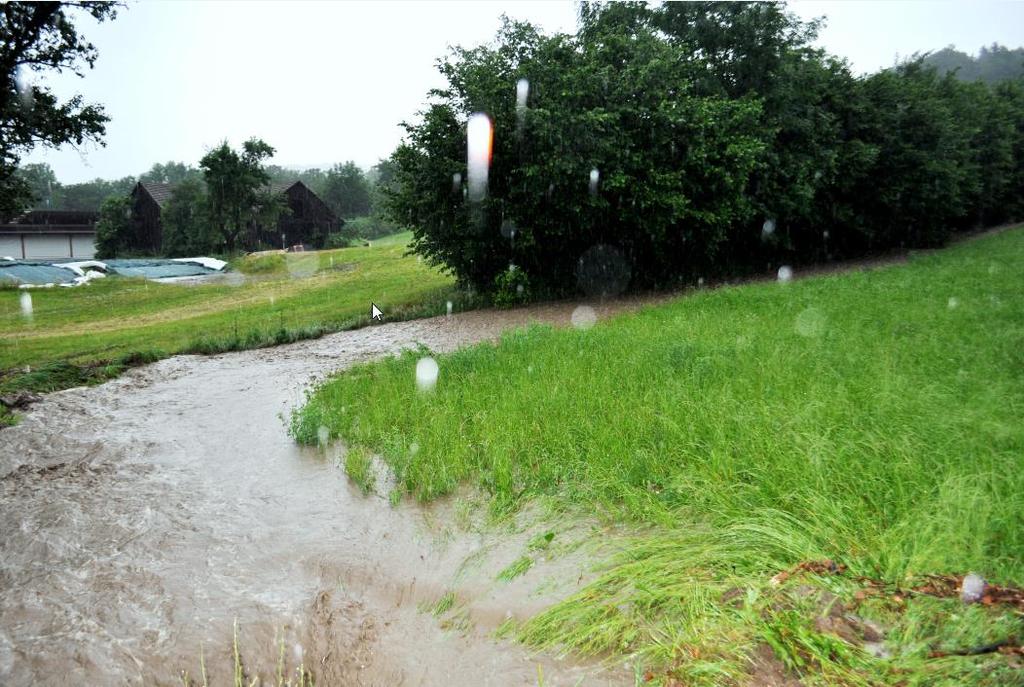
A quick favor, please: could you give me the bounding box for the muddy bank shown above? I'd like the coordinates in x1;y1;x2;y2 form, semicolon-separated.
0;298;657;686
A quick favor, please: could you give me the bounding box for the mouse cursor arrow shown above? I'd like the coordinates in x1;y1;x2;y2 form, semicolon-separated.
371;303;383;321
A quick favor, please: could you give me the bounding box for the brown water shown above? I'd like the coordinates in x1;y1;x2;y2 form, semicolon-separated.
0;299;660;686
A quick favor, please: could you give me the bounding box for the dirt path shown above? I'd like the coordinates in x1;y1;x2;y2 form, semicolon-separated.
0;297;659;686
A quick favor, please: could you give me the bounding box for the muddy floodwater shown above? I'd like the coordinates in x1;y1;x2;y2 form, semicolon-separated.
0;299;659;686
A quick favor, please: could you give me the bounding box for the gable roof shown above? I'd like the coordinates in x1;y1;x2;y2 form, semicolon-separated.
268;180;302;195
138;181;175;207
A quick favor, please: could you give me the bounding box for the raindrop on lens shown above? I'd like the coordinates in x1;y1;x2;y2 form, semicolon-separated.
515;78;529;133
571;305;597;330
294;644;304;662
947;296;959;309
317;425;329;447
451;172;462;194
761;219;776;240
795;307;826;337
466;113;493;202
410;442;420;456
576;244;631;298
19;292;32;319
446;300;453;316
416;357;439;392
697;277;705;287
588;168;600;196
777;266;793;283
14;66;33;109
500;218;517;239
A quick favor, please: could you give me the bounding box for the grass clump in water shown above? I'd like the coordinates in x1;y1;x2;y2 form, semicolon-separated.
343;446;375;494
292;227;1024;683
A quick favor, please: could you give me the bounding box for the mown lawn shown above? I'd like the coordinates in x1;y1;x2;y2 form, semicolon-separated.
0;238;454;394
293;227;1024;686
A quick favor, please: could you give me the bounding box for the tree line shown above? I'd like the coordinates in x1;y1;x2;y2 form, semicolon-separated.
387;2;1024;300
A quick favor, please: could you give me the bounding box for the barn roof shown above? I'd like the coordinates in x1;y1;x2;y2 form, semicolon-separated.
8;210;99;225
268;180;302;195
139;181;175;207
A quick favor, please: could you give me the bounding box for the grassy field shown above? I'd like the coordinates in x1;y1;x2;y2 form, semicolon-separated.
293;227;1024;685
0;236;454;399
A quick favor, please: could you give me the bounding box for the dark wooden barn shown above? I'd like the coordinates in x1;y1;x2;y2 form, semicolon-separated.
245;181;341;250
129;181;173;254
127;180;340;253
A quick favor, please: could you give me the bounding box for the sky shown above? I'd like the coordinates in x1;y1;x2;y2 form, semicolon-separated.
23;1;1024;184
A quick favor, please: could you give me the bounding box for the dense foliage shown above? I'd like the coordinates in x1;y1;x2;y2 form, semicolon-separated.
0;2;117;218
388;2;1024;295
199;138;277;251
161;178;217;256
93;195;132;259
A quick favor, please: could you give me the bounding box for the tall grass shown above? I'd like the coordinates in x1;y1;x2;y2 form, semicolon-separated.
293;227;1024;684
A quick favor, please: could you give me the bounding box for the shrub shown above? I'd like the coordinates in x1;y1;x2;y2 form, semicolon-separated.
491;265;530;307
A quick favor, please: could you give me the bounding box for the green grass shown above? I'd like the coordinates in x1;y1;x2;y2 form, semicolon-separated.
0;243;455;395
293;227;1024;685
370;230;413;247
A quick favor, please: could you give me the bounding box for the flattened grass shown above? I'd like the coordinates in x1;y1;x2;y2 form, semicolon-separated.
294;227;1024;684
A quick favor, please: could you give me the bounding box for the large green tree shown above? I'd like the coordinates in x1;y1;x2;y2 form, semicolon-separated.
322;161;371;217
390;16;763;292
14;161;59;209
93;194;132;258
199;138;275;251
1;2;118;218
161;178;216;256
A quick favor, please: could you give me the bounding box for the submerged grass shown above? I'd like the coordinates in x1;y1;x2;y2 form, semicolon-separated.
293;227;1024;684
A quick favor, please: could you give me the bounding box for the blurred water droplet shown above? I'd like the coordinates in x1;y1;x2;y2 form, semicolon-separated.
409;442;420;456
500;218;517;239
822;230;830;239
515;78;529;134
576;244;631;298
317;425;329;447
761;219;776;240
571;305;597;330
294;643;304;662
19;292;32;319
416;357;439;391
588;168;600;196
961;573;986;603
14;66;34;109
947;296;959;309
777;266;793;283
527;365;534;374
466;113;493;202
516;284;524;295
446;300;453;316
795;307;826;337
452;172;462;194
697;277;705;287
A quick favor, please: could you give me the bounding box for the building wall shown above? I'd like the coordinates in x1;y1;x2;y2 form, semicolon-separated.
0;236;20;258
0;233;97;259
24;234;71;259
71;235;97;258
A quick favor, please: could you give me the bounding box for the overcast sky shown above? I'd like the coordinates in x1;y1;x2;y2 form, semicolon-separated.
24;1;1024;184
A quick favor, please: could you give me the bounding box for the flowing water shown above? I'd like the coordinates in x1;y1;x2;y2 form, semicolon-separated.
0;299;658;686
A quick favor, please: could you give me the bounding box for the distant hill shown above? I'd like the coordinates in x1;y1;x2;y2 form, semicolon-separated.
922;43;1024;84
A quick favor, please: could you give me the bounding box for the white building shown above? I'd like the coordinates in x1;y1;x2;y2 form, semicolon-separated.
0;211;98;260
